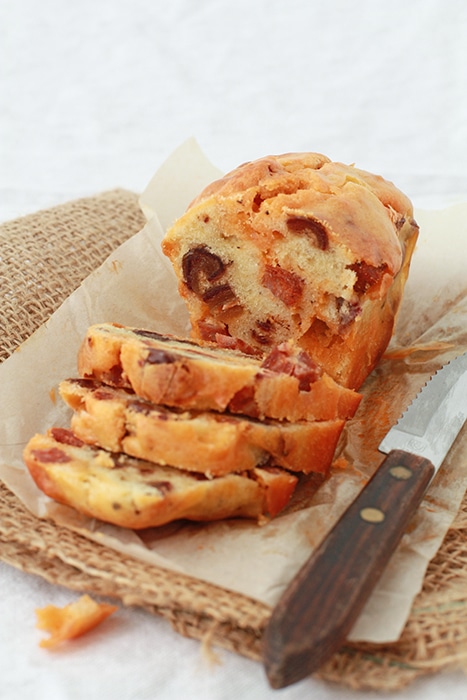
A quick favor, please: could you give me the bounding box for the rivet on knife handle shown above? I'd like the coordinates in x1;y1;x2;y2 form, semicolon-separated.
262;449;434;689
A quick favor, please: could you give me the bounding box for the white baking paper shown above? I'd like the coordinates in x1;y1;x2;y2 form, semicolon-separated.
1;137;466;643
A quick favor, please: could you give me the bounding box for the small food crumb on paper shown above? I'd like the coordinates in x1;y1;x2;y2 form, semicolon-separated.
332;456;349;470
383;341;455;360
36;594;118;649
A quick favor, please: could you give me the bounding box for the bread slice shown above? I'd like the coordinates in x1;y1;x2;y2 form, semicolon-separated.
77;323;361;422
161;152;419;389
59;378;346;476
23;429;298;528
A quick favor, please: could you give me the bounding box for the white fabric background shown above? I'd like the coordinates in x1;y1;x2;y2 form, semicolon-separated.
1;1;467;698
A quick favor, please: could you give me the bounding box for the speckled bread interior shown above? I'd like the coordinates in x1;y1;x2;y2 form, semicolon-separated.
23;429;298;528
76;322;362;422
58;379;345;477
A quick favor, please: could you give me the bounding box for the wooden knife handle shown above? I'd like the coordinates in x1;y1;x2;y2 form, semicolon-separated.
262;449;435;689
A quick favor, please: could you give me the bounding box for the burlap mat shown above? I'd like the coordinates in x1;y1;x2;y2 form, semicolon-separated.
2;190;467;692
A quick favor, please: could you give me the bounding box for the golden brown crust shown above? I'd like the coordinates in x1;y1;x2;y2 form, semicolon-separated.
77;323;361;421
162;152;419;389
59;378;345;476
23;430;298;528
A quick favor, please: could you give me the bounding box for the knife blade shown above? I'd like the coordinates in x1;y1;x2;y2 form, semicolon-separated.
262;352;467;689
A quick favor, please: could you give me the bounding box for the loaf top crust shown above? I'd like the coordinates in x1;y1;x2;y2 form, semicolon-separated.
185;152;415;274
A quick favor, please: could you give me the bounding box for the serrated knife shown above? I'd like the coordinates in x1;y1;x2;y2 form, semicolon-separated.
262;352;467;689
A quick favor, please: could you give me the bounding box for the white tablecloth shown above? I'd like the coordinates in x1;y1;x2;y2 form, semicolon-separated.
2;1;467;698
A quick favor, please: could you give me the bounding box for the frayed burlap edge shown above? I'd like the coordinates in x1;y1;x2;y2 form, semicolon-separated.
2;191;467;692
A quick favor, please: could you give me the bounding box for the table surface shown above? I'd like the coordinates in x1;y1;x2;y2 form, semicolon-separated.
2;1;467;698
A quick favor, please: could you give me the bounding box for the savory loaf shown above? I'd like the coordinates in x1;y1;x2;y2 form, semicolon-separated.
23;429;298;528
77;323;361;422
161;152;419;389
59;378;346;476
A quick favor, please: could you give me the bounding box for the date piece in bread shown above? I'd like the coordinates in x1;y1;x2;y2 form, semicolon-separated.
161;152;419;389
23;429;298;529
77;323;361;422
59;378;346;476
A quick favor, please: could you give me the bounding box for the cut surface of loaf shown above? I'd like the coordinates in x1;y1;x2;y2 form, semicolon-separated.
77;323;361;422
161;152;419;389
59;378;346;476
23;429;298;529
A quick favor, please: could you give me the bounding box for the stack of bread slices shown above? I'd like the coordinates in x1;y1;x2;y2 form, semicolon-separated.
23;151;421;531
23;322;362;529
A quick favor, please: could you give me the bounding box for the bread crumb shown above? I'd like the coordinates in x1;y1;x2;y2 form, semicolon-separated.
332;456;349;470
94;450;116;468
36;594;117;649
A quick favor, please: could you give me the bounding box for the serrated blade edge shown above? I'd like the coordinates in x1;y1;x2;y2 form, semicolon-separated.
379;352;467;470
